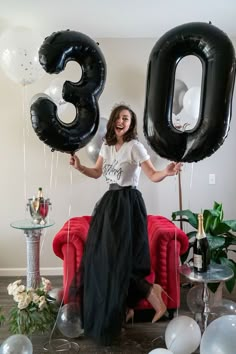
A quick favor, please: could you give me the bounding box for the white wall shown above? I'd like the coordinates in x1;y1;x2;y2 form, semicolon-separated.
1;38;236;275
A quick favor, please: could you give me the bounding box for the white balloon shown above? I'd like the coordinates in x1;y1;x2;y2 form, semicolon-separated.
165;315;201;354
86;117;108;162
0;27;45;86
173;79;188;115
149;349;173;354
183;86;201;119
200;315;236;354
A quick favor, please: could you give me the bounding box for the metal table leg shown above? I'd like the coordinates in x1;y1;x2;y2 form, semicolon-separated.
202;282;210;331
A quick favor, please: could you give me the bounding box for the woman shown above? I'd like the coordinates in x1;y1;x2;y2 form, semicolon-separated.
70;104;182;345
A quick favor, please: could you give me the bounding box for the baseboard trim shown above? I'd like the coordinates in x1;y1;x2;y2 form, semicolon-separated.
0;267;63;276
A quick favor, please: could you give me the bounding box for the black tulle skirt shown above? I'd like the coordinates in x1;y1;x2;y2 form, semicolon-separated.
72;186;152;345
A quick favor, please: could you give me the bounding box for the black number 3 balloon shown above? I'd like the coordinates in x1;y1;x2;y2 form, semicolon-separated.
30;30;106;153
144;22;236;162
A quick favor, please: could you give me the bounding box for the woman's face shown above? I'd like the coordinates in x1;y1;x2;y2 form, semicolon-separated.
114;109;132;139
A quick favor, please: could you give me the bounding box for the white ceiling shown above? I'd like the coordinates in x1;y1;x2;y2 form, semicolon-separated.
1;0;236;39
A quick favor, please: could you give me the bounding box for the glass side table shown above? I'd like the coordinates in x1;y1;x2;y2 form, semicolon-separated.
179;263;234;331
10;219;55;289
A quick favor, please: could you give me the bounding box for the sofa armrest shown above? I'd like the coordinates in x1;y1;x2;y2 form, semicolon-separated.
147;215;189;309
53;216;91;259
52;216;91;303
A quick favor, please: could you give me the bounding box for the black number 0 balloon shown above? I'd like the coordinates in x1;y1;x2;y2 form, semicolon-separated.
144;22;236;162
30;30;106;153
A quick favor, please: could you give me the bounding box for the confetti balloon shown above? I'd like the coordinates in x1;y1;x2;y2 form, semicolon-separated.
0;27;45;86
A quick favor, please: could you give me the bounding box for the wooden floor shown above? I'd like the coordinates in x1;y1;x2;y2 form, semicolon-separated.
0;276;235;353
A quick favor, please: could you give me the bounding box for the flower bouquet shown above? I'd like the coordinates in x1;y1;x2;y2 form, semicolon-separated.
7;277;59;335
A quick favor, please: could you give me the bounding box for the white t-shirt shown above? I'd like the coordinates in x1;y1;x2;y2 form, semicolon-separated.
99;140;150;186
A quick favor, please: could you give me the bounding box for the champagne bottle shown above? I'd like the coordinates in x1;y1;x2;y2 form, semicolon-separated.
193;213;210;273
37;187;43;201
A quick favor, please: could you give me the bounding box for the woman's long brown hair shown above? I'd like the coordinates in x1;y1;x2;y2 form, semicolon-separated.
105;104;138;145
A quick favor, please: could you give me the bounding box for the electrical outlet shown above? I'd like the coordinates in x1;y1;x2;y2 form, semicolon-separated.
209;174;216;185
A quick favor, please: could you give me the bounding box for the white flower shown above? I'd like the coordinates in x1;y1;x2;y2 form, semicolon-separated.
41;277;52;292
17;294;31;309
27;287;34;292
38;296;46;311
32;293;40;304
13;292;27;303
17;285;26;293
7;281;21;295
13;280;22;286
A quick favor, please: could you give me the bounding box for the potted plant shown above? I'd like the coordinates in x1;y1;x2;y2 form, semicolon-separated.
172;201;236;293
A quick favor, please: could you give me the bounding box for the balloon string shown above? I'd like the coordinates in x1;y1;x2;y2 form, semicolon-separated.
49;151;54;190
40;150;54;257
22;86;27;216
189;162;194;192
187;163;194;224
47;169;73;346
173;175;179;317
43;145;47;169
178;171;183;230
174;226;179;318
54;152;59;190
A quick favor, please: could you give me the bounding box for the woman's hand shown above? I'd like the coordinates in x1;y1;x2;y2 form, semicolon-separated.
69;154;82;170
141;159;183;182
165;162;183;176
69;154;103;179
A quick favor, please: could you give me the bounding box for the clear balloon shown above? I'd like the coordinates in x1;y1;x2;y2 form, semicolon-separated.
173;79;188;115
48;287;64;304
187;284;214;314
0;334;33;354
165;315;201;354
57;302;82;338
30;92;68;118
30;93;53;106
86;117;108;162
183;86;201;119
200;315;236;354
0;27;45;86
211;298;236;317
45;77;67;106
149;349;173;354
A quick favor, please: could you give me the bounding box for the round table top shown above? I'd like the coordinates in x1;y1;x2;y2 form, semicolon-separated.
179;263;234;283
10;219;55;230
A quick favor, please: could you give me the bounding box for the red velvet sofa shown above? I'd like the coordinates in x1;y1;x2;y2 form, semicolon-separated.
53;215;189;318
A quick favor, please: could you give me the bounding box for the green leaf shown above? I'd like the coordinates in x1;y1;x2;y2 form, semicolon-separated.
207;235;225;250
212;222;231;235
224;220;236;231
219;257;236;293
172;210;198;228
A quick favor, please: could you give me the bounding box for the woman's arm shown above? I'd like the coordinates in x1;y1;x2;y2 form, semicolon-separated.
70;154;103;179
141;159;182;183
